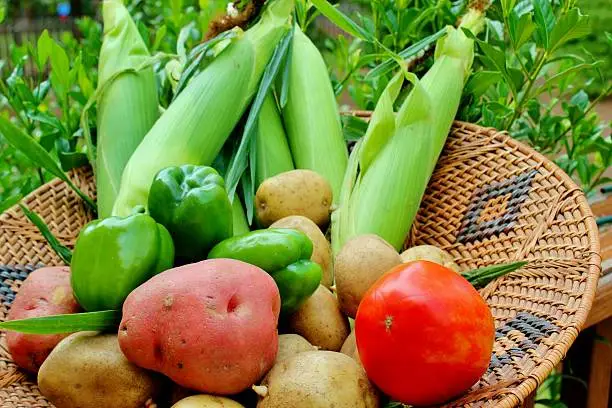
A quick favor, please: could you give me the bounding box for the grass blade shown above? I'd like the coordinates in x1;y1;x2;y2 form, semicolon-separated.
19;204;72;264
0;310;120;334
310;0;374;42
279;26;294;109
0;116;96;212
225;28;293;200
367;28;446;79
463;261;528;288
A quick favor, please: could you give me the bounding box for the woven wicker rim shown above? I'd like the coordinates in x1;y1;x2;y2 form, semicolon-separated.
0;120;602;407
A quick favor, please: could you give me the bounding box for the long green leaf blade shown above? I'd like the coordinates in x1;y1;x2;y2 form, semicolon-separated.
463;261;528;288
366;28;446;79
309;0;373;42
533;0;555;50
0;116;96;211
0;310;120;334
225;28;293;201
19;204;72;264
548;9;590;53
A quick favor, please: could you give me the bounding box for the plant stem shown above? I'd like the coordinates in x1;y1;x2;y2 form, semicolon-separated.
556;83;612;144
37;168;45;185
506;51;548;130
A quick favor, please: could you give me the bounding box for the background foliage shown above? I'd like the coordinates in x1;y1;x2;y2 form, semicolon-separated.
0;0;610;207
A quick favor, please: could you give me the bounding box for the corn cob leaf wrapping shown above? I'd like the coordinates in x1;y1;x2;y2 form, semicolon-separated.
332;11;484;252
256;93;294;187
282;25;348;202
111;0;294;216
95;0;159;218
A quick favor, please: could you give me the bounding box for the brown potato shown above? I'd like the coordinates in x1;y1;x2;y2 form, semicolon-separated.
38;332;163;408
276;334;317;364
172;395;245;407
335;235;402;318
256;170;332;227
400;245;460;272
270;216;333;287
256;351;379;408
339;331;361;367
288;285;349;351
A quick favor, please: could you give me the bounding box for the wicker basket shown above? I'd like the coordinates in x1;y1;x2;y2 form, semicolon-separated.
0;121;601;407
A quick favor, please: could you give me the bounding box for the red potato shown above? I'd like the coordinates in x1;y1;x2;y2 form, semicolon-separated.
119;259;281;395
6;267;81;373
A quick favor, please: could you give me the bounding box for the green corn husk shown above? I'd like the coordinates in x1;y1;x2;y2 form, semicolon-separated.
332;10;485;253
256;93;294;187
282;25;348;202
95;0;159;218
232;197;251;236
111;0;294;216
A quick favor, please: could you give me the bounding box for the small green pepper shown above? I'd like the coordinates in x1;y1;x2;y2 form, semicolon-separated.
208;229;312;272
148;165;233;262
208;229;321;314
271;259;322;314
71;209;174;311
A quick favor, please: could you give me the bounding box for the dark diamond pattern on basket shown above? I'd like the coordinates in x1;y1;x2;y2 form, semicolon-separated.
457;170;537;243
0;265;40;308
487;312;560;371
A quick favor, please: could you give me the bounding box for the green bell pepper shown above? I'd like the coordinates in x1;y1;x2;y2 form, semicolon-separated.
71;209;174;312
271;259;322;314
148;165;233;262
208;229;321;314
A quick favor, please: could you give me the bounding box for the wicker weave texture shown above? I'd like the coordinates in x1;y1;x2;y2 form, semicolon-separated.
0;122;601;408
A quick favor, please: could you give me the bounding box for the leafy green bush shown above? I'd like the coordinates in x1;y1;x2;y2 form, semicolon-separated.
0;0;227;210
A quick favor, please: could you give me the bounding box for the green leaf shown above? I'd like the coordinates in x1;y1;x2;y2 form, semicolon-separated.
50;42;71;101
501;0;517;16
37;30;53;70
367;28;446;79
153;25;168;52
342;115;369;141
463;261;528;288
606;32;612;44
537;62;600;94
508;67;525;92
19;204;72;264
477;41;519;97
59;152;89;172
0;310;120;334
465;71;502;98
78;65;94;100
279;27;294;110
509;11;535;50
0;194;23;214
549;9;590;53
0;116;96;211
310;0;374;42
26;111;67;135
532;0;555;50
570;90;589;111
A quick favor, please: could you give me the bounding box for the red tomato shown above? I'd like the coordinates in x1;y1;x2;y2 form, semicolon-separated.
355;261;494;406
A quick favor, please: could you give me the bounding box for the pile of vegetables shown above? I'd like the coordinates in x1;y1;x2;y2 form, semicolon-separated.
0;0;530;407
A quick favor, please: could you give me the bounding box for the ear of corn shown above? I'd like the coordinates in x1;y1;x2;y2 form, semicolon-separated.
332;11;484;252
111;0;294;216
256;93;294;187
95;0;159;218
282;25;348;202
